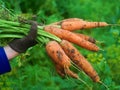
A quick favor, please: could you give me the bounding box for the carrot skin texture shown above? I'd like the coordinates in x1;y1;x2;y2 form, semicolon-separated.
44;26;99;51
61;20;85;31
46;41;78;78
55;64;65;77
46;41;71;67
51;18;83;25
75;33;96;43
65;67;79;78
60;40;100;82
61;20;108;31
60;18;83;22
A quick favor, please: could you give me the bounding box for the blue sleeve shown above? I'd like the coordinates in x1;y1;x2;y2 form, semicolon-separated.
0;47;11;75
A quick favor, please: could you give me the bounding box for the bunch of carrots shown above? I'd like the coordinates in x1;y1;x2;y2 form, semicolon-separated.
44;18;109;84
0;18;110;88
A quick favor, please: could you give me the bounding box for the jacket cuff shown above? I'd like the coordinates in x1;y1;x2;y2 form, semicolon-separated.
0;47;11;75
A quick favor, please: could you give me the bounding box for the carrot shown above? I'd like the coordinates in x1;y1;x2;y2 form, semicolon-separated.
46;41;78;78
55;64;65;77
60;18;83;22
60;40;100;82
46;41;71;67
44;26;99;51
50;18;82;25
61;20;108;31
75;33;96;43
55;64;79;78
64;66;79;78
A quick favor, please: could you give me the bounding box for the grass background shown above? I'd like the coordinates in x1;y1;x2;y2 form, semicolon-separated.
0;0;120;90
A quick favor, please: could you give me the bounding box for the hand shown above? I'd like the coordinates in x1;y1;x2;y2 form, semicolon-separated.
8;21;37;53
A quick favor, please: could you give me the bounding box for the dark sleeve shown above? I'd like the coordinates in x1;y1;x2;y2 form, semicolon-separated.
0;47;11;75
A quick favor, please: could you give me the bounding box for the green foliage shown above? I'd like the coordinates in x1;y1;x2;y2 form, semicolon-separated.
0;0;120;90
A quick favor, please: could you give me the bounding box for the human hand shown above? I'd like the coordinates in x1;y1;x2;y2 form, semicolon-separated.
8;21;37;53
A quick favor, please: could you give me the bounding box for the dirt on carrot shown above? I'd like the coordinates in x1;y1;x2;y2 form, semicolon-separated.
60;40;100;82
60;19;108;31
50;18;83;25
75;33;96;43
46;41;79;78
44;26;99;51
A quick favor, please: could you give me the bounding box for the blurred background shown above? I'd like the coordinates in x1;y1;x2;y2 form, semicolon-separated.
0;0;120;90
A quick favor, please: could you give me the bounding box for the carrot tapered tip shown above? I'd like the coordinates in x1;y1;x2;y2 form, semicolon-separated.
98;81;109;90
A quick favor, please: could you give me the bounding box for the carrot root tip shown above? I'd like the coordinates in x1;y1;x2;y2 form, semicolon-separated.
98;81;109;90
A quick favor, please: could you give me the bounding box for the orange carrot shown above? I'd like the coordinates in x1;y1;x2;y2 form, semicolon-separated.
44;26;99;51
46;41;78;78
64;66;79;78
46;41;71;67
61;20;108;31
75;33;96;43
55;64;78;78
61;18;83;22
60;40;100;82
50;18;82;25
55;64;65;77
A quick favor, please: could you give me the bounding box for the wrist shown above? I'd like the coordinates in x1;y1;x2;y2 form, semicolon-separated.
4;45;19;60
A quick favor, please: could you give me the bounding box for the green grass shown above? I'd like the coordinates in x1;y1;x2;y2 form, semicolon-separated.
0;0;120;90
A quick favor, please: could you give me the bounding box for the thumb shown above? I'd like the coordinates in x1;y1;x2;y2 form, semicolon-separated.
27;21;38;40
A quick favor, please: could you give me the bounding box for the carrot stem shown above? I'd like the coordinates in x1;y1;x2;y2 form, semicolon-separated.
77;77;91;89
0;19;61;44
